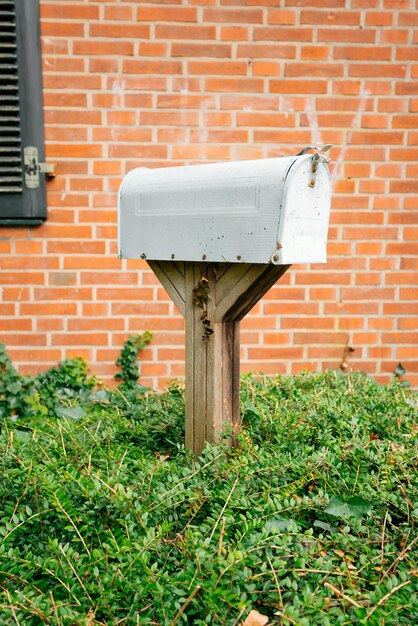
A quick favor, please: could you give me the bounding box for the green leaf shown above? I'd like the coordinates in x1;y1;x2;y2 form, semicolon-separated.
55;406;86;420
325;495;372;520
265;517;294;533
313;520;335;533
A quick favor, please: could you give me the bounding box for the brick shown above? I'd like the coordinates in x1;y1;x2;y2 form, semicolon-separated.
41;4;100;20
349;64;406;78
393;115;418;128
46;126;88;142
19;302;77;317
318;28;376;43
206;77;264;92
47;143;103;158
43;74;102;90
334;46;392;61
236;44;296;58
112;303;171;317
280;318;334;329
386;272;418;285
41;38;69;55
294;331;348;345
141;111;200;126
123;60;182;74
241;362;287;375
33;288;93;301
203;112;232;126
317;97;373;112
137;6;197;21
396;82;418;95
365;80;395;95
378;98;407;113
344;226;398;240
172;43;231;58
43;93;87;107
6;348;62;362
271;79;328;94
43;57;85;73
173;144;232;160
220;27;250;41
237;112;296;126
0;272;45;285
73;41;134;56
268;10;296;25
103;5;134;20
301;45;329;60
365;11;394;26
68;318;124;331
2;288;30;301
36;318;65;332
324;302;380;315
398;318;418;329
138;42;169;57
89;24;150;39
0;318;32;331
221;95;280;110
285;62;344;77
248;347;304;360
348;131;404;145
190;129;248;143
332;80;361;95
109;145;167;159
390;181;418;193
41;22;84;37
283;0;345;5
204;8;263;23
261;332;291;344
301;10;360;25
51;333;109;346
398;11;418;24
189;61;248;75
45;109;102;125
156;24;216;40
398;54;418;74
254;28;313;42
340;288;396;300
254;129;316;143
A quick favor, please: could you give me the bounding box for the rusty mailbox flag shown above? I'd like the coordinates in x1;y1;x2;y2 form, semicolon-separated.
118;152;332;454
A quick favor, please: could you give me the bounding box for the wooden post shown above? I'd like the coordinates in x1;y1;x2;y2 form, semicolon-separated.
148;260;290;455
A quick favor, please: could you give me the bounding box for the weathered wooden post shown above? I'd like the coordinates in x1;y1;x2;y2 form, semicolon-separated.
118;153;331;455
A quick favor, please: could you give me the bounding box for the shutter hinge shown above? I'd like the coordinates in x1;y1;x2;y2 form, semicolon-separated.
24;146;56;189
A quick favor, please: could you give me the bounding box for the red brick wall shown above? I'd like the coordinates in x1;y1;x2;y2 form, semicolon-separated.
1;0;417;387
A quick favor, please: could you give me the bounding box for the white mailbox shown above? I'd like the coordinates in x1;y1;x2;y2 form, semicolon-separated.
118;154;331;265
117;153;332;455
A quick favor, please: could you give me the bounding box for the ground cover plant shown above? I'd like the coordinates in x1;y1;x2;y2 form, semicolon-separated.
0;343;417;625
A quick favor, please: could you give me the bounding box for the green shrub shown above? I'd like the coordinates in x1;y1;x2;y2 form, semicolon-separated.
0;349;417;624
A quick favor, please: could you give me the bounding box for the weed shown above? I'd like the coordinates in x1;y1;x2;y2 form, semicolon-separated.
0;361;417;624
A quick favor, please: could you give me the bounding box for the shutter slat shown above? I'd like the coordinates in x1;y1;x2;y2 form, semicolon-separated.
0;0;22;194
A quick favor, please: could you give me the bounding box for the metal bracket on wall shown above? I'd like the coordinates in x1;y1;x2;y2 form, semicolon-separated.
24;146;56;189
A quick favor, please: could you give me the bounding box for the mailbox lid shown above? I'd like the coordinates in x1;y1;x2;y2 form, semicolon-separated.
118;154;331;264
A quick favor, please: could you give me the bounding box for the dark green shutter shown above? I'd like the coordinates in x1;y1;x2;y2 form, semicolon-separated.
0;0;47;225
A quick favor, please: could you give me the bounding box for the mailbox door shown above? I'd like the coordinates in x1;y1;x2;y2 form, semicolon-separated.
275;156;331;265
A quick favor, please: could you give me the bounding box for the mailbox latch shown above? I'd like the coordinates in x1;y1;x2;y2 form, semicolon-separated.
24;146;56;189
307;144;332;189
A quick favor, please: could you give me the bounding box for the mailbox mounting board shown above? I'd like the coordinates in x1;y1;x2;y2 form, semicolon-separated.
118;154;331;265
